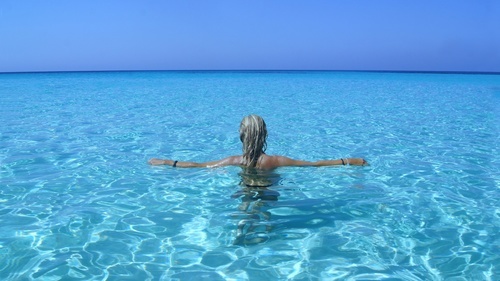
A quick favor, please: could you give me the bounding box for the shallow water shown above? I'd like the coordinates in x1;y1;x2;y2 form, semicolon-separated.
0;71;499;280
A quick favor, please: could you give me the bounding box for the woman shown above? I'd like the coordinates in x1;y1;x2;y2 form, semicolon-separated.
150;114;367;245
149;114;368;169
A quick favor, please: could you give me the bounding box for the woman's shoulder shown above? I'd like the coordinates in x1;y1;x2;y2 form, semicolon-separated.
259;154;287;169
262;154;312;167
227;155;244;164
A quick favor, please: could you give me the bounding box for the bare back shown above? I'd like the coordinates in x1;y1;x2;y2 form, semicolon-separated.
255;154;314;169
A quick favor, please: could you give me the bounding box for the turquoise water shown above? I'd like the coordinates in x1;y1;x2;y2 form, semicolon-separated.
0;71;499;280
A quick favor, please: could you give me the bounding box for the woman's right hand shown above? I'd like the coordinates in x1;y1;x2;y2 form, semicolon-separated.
148;158;168;165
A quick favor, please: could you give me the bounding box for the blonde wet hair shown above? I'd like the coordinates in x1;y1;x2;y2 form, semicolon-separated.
239;115;268;167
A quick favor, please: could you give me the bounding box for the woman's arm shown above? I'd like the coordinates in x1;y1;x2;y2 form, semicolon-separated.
148;156;242;168
275;156;368;167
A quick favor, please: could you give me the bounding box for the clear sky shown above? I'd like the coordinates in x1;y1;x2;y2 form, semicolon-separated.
1;0;499;73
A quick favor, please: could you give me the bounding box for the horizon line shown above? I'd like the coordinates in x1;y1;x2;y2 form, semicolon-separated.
1;69;499;75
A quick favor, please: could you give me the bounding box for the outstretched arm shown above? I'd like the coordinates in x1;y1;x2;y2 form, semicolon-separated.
148;156;242;168
275;156;368;167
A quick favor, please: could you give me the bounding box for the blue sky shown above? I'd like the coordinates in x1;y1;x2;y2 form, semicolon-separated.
1;0;499;72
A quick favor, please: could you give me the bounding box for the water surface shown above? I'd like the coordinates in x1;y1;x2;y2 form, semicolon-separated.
0;71;499;280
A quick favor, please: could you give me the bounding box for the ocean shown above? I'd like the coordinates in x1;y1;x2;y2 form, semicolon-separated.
0;71;499;280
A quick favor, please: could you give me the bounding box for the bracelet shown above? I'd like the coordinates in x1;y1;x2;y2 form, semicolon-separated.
341;158;345;165
173;160;178;167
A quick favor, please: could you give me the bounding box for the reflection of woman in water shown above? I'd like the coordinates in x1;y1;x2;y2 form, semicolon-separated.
231;168;281;244
149;114;368;244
